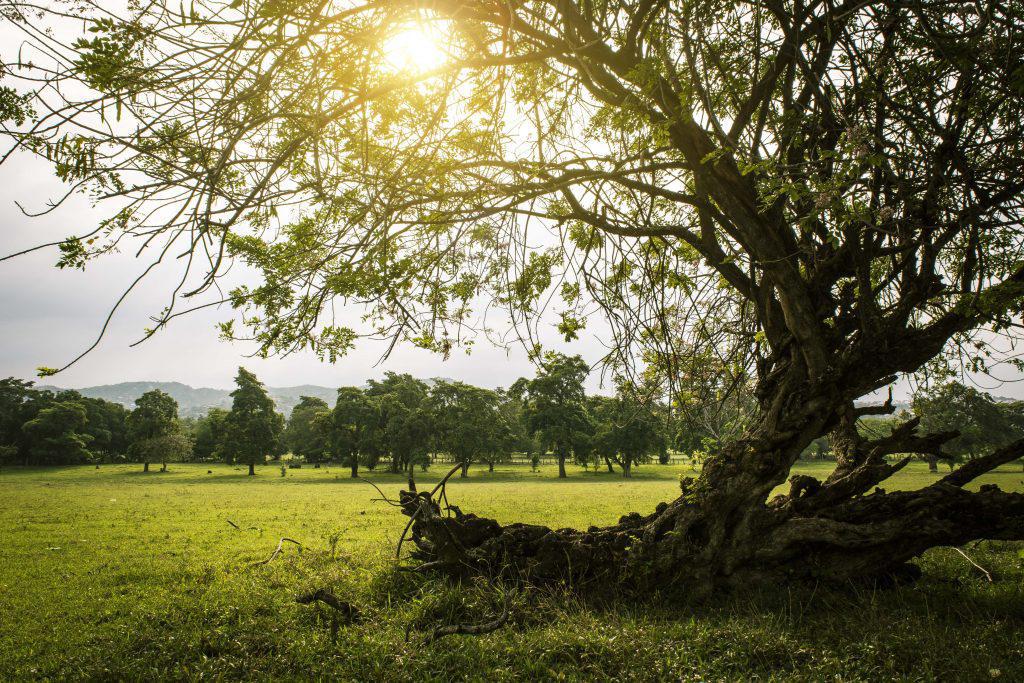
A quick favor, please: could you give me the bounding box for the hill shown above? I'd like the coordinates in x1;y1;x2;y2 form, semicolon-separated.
38;381;338;417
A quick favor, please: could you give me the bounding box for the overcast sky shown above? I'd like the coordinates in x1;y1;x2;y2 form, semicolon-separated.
0;154;616;391
3;154;1024;399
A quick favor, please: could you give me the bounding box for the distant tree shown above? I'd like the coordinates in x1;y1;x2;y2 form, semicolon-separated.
328;387;381;477
284;396;331;464
22;401;93;465
129;429;193;472
999;402;1024;472
127;389;180;472
222;368;283;476
192;408;229;460
431;381;504;478
366;373;434;473
517;354;591;478
492;390;532;472
913;383;1011;471
591;391;664;478
0;378;53;464
77;395;129;460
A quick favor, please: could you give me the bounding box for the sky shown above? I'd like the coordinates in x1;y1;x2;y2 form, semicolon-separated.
0;154;613;391
2;154;1023;399
4;153;1024;400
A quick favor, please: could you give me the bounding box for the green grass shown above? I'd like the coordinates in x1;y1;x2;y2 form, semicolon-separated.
1;461;1022;681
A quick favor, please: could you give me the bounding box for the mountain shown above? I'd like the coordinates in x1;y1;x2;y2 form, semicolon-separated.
38;381;339;418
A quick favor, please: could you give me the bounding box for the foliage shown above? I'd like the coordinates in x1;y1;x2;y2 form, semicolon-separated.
514;353;591;478
590;390;666;477
327;386;382;476
192;408;229;460
283;396;330;464
365;373;434;473
1;378;129;465
21;401;93;465
221;368;284;474
913;382;1024;463
430;381;504;476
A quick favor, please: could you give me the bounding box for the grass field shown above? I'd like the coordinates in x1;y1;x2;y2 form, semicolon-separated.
1;461;1023;681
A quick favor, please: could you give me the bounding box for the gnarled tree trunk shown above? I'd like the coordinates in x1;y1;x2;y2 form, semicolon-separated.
400;377;1024;593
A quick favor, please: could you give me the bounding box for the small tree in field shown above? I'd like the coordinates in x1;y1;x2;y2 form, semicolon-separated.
126;390;179;472
592;391;665;478
222;368;282;476
913;382;1022;471
283;396;330;465
516;354;591;479
431;381;504;478
328;387;380;478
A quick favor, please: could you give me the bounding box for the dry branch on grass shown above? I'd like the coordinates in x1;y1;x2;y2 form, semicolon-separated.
295;589;362;622
406;587;513;646
253;537;302;565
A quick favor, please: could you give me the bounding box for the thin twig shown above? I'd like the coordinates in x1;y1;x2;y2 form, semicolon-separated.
253;537;302;565
953;547;993;582
355;476;403;507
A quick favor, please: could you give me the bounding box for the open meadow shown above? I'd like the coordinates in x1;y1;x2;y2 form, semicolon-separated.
1;461;1023;681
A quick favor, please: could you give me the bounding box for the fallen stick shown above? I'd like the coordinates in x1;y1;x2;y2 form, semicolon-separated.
953;547;993;582
253;537;302;565
422;602;510;646
410;587;513;646
295;589;363;625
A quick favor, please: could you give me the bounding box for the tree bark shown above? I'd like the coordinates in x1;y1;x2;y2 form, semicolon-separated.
461;462;470;478
604;456;615;473
622;458;632;478
350;461;358;478
927;456;938;472
557;454;566;479
143;462;149;473
248;463;255;476
397;394;1024;593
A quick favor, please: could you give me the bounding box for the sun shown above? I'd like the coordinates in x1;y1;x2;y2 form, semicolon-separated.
382;22;451;74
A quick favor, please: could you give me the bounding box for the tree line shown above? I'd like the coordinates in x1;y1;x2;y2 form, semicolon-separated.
4;359;1022;476
0;354;671;477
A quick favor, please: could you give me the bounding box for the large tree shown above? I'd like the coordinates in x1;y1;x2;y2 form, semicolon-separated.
222;368;283;476
328;386;382;477
591;390;665;478
366;373;434;473
5;0;1024;590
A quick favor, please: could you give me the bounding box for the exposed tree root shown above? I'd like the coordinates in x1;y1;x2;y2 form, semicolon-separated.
396;438;1024;593
296;589;362;643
